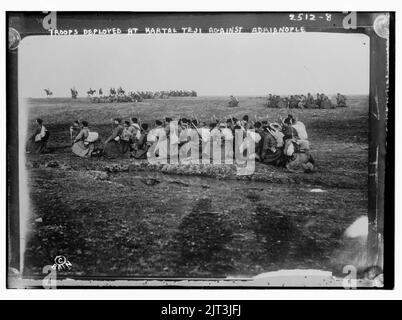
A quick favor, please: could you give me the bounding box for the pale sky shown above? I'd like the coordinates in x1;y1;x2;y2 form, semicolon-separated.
19;32;369;97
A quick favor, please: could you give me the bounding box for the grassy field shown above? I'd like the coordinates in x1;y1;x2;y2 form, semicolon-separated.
23;95;369;278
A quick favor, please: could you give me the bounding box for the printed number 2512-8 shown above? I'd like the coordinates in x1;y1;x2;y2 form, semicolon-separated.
289;13;332;21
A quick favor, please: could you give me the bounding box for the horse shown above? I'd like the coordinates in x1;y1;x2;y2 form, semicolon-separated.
87;89;96;96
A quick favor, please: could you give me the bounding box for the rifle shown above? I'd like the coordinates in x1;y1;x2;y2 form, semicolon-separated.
192;112;200;125
190;121;202;138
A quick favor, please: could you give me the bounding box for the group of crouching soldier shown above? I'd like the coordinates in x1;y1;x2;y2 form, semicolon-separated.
267;93;347;109
65;114;315;173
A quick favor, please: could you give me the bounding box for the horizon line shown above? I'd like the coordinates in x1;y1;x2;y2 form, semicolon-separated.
27;93;369;99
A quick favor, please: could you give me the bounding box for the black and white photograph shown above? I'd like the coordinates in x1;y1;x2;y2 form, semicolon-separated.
5;10;394;291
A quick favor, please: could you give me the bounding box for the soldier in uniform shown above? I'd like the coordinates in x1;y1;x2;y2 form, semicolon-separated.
228;95;239;108
336;93;347;107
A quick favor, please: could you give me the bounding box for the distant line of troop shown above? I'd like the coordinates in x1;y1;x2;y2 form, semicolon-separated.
67;87;198;102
